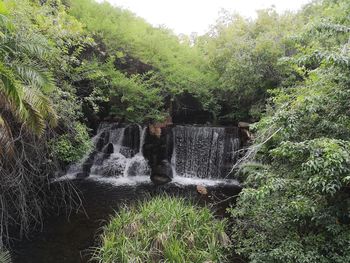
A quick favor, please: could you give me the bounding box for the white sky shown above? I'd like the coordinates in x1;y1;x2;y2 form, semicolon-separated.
96;0;312;35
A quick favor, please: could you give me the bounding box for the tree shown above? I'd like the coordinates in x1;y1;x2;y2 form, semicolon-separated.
230;1;350;262
0;11;57;158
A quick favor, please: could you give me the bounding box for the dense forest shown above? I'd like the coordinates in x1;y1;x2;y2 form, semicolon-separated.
0;0;349;262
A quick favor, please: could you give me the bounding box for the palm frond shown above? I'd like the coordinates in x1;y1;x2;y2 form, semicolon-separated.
21;95;45;135
0;61;23;109
0;114;14;159
0;249;12;263
21;87;57;134
31;88;58;127
17;35;51;60
15;63;55;92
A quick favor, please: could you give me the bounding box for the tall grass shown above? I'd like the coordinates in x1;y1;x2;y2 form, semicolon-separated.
93;196;231;263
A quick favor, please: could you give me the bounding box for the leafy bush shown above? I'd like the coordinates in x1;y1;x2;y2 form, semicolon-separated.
94;196;231;263
230;1;350;262
51;122;92;163
231;138;350;263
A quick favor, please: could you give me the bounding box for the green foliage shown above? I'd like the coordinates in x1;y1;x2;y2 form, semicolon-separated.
51;122;92;163
198;9;301;122
0;2;57;143
68;0;219;117
0;250;11;263
2;0;350;261
94;196;230;263
73;59;165;123
231;1;350;262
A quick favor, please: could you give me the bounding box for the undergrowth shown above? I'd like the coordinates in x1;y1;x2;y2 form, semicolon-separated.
93;196;231;263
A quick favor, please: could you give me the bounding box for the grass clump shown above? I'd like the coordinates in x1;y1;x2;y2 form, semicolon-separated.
94;196;231;263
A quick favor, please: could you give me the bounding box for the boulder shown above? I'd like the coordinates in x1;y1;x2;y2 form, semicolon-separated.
76;172;89;179
149;124;162;138
238;121;250;129
103;143;114;154
196;185;208;195
150;175;172;185
96;131;109;151
150;160;173;185
148;116;173;138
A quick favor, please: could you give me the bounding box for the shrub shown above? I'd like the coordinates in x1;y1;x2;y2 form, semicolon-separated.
94;196;231;263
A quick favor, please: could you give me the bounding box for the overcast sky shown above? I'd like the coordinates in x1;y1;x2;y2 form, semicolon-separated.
96;0;312;35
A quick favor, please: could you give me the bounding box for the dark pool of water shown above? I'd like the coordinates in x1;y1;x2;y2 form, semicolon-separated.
10;179;242;263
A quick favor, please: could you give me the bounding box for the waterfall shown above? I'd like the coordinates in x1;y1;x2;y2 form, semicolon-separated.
65;125;112;175
123;126;149;177
90;126;127;177
66;123;150;178
64;123;241;182
171;126;240;179
170;132;177;177
109;127;125;153
139;125;147;154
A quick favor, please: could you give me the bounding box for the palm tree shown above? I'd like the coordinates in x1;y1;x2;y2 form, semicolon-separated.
0;13;57;158
0;249;11;263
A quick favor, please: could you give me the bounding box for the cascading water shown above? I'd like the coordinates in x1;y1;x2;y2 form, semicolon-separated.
62;123;241;186
171;126;240;179
65;124;115;176
122;126;149;177
139;126;147;154
66;123;150;179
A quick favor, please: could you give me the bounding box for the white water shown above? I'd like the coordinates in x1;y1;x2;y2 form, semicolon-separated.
65;128;106;175
59;123;241;187
139;125;147;154
110;127;125;154
87;174;239;187
172;126;225;178
64;124;150;179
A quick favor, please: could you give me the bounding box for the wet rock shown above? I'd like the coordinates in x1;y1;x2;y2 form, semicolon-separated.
148;116;173;138
119;146;135;158
151;175;172;185
196;185;208;195
149;124;162;138
151;160;173;185
241;128;252;140
171;92;214;124
103;143;114;154
76;172;88;179
79;150;99;177
96;131;109;151
122;125;140;155
143;127;173;166
238;121;250;128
